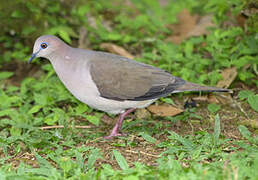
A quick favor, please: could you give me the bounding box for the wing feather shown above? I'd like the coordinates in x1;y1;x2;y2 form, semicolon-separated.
89;52;185;101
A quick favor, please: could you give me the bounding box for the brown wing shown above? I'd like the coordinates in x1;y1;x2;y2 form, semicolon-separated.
89;52;185;101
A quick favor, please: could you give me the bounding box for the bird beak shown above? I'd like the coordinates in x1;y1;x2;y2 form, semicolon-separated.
28;49;40;63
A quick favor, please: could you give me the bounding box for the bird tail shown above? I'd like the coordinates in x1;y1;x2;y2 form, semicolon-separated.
173;82;233;94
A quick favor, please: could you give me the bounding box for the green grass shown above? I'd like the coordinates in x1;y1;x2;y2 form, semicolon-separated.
0;0;258;179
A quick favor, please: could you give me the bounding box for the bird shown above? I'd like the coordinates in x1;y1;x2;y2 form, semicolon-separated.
29;35;232;139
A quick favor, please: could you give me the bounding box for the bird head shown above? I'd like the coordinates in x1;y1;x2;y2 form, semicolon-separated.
29;35;65;63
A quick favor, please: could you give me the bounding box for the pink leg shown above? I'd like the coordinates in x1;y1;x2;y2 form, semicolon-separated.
104;108;135;139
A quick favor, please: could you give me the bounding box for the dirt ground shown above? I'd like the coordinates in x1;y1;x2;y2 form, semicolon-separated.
2;58;257;170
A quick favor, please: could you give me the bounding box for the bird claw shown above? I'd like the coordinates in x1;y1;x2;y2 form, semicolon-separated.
103;132;127;139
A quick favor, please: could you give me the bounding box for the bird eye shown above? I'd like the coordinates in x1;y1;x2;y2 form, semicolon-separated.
41;43;48;49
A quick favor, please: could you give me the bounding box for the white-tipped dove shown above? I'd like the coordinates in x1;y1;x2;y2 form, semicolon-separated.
29;35;232;139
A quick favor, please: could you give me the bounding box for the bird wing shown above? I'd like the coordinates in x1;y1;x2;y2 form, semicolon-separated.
89;52;185;101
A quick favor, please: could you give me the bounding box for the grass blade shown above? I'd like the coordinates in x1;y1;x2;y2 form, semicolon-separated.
213;114;221;145
139;132;157;143
87;149;100;169
113;150;129;170
238;125;251;139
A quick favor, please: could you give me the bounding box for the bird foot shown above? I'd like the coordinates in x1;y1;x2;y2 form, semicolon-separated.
103;132;127;140
104;108;135;140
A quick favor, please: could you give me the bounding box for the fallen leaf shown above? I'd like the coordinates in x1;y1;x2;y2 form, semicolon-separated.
147;105;183;117
217;67;237;88
186;15;215;38
207;94;220;103
166;9;216;44
192;93;232;105
166;9;198;44
100;43;134;59
214;93;233;105
236;14;247;28
192;95;209;102
192;94;219;104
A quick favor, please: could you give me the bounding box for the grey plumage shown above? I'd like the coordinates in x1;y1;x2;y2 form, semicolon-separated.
90;52;186;101
29;35;232;138
89;51;231;100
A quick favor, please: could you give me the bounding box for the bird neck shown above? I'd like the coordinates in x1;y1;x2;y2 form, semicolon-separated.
47;44;70;62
